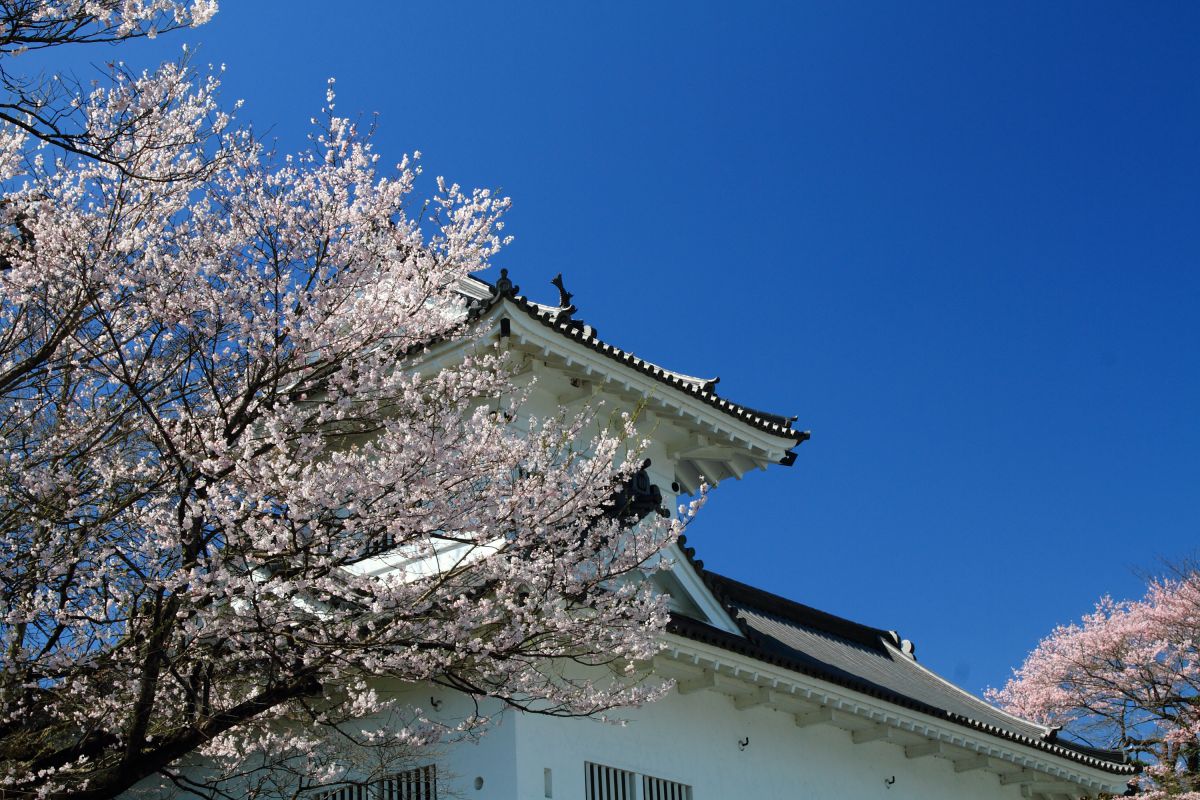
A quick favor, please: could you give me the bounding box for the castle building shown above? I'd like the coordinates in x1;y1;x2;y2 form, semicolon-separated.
149;273;1133;800
382;274;1133;800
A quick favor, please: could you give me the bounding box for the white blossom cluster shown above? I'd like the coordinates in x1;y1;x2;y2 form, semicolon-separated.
0;4;691;796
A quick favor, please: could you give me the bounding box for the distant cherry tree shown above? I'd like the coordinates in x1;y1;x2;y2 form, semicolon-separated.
989;571;1200;799
0;3;686;797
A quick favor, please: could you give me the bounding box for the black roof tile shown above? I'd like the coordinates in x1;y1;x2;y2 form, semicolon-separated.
469;275;810;449
666;570;1133;775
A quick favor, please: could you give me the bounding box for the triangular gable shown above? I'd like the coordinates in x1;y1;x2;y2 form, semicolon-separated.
651;535;742;636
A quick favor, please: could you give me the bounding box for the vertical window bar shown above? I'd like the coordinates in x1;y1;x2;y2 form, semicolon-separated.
636;773;690;800
585;762;655;800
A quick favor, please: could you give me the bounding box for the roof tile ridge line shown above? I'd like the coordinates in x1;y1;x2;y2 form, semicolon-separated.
692;568;1123;767
936;707;1131;766
703;570;893;653
663;617;1135;774
662;617;1124;773
493;293;809;443
1041;738;1133;765
879;638;1057;741
470;273;806;439
674;533;755;640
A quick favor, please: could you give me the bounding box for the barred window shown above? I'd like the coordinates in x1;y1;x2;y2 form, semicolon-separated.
585;763;690;800
380;766;437;800
314;783;369;800
584;762;637;800
642;774;692;800
314;765;436;800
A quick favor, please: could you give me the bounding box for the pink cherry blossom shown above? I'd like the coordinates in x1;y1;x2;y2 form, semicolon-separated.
0;4;691;796
989;571;1200;797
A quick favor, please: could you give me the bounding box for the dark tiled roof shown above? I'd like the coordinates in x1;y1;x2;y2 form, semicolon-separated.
470;275;810;448
666;570;1133;775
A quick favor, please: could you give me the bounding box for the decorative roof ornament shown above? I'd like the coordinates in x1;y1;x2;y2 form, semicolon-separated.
549;272;587;333
492;268;519;299
550;273;578;320
604;459;669;525
465;272;806;443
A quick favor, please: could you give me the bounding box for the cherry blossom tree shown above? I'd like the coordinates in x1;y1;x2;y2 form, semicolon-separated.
0;1;220;174
989;571;1200;798
0;3;687;797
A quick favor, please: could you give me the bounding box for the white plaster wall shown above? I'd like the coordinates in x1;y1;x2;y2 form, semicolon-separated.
420;687;518;800
509;688;1025;800
515;361;685;503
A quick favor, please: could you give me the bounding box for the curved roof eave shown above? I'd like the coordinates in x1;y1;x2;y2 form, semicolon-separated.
464;274;809;455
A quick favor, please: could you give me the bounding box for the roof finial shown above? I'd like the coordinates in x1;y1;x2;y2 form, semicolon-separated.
492;268;519;299
550;273;577;320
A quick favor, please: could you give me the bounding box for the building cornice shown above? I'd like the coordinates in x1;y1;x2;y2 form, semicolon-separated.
658;626;1133;798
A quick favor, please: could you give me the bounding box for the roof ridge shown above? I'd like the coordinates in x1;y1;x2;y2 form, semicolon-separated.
467;271;810;447
666;614;1133;773
704;570;894;653
883;638;1056;740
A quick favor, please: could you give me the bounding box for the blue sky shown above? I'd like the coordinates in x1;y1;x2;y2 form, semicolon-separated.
53;3;1200;700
